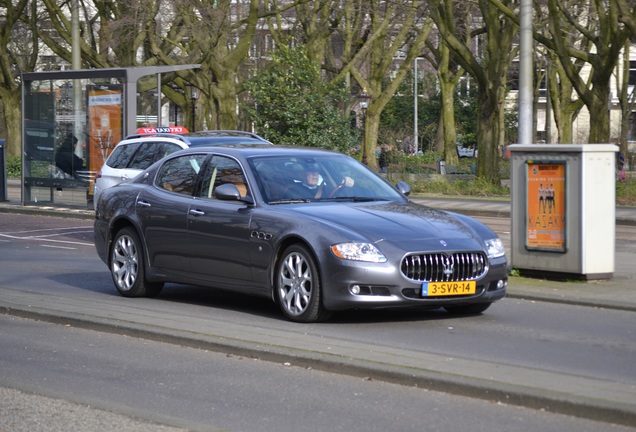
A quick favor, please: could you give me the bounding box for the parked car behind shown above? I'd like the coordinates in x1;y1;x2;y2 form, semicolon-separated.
94;145;508;323
457;144;476;158
93;129;271;207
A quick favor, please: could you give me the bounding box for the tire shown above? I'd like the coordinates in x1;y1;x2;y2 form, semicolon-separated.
444;302;492;315
275;244;332;323
110;227;163;298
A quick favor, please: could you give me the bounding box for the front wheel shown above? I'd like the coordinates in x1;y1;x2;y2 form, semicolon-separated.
444;302;492;315
275;244;332;323
110;227;163;298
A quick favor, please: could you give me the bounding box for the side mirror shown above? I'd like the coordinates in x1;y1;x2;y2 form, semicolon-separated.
214;183;253;204
396;181;411;196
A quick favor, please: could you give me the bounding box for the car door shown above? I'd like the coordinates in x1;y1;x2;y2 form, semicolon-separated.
136;153;207;273
187;155;254;283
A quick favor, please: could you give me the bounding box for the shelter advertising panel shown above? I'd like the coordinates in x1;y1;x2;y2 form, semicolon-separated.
87;84;123;194
525;161;567;252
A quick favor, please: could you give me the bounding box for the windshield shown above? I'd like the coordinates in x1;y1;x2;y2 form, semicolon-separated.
248;154;407;204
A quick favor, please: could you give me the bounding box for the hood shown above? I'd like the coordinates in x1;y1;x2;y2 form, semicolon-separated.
288;201;478;243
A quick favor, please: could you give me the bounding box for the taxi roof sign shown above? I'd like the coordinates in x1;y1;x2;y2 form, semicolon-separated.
136;126;189;134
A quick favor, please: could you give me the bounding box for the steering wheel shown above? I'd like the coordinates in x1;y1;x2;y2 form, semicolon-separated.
328;177;354;198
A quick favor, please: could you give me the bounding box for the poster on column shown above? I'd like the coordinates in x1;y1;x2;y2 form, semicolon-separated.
87;84;123;195
525;161;567;252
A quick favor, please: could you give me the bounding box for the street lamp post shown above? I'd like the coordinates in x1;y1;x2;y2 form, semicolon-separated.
413;57;425;155
168;83;182;126
185;82;200;132
359;89;371;165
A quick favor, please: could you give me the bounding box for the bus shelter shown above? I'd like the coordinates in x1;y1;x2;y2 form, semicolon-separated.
21;65;198;208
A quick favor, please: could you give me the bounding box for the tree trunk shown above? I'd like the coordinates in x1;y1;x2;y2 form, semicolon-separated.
439;79;458;165
618;40;634;156
556;108;577;144
588;88;611;143
434;116;444;153
0;89;22;158
216;77;239;130
363;107;381;171
476;89;501;184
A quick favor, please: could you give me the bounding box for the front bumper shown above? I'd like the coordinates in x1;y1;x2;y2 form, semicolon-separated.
321;255;508;311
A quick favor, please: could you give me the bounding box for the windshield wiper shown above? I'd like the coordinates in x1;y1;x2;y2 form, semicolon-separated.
323;196;379;202
268;198;311;204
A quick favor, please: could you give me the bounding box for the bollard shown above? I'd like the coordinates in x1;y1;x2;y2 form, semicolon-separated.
438;160;446;175
0;139;6;202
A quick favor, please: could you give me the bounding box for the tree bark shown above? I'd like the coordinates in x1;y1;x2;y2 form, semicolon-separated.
0;90;22;158
437;42;461;165
439;80;458;164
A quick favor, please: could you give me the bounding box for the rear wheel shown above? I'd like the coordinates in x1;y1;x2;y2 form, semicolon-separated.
110;227;163;298
444;302;492;315
275;244;332;323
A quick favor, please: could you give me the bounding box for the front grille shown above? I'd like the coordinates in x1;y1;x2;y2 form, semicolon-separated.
401;252;487;282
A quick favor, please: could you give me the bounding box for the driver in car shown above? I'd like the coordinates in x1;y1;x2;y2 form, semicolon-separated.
289;163;354;199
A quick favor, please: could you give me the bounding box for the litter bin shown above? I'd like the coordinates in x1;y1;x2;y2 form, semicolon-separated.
508;144;617;280
0;139;6;202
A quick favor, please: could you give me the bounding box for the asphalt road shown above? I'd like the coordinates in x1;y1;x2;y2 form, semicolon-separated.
0;213;635;431
1;313;635;432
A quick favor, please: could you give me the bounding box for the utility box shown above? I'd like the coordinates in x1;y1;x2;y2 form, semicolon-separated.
508;144;618;280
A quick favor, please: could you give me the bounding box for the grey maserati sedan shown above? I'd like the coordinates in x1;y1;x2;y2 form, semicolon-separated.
94;145;508;323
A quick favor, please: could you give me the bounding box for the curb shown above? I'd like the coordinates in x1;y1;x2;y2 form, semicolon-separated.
0;202;94;220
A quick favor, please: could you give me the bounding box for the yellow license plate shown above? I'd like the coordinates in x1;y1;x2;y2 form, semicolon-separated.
422;280;476;297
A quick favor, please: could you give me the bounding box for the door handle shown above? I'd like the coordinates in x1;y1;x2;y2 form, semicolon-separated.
189;209;205;216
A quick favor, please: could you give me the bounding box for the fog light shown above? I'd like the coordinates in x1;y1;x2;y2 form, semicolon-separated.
497;280;506;289
350;285;361;295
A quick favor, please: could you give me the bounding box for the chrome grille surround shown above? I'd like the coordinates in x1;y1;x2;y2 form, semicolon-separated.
401;252;488;282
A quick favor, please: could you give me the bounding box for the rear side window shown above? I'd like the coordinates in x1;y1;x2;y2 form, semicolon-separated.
155;154;207;196
129;142;183;170
105;143;141;169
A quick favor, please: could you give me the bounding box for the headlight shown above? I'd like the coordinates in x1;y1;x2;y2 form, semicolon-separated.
485;238;506;258
331;243;387;263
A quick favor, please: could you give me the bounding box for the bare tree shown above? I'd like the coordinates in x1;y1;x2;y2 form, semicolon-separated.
40;0;191;70
493;0;586;144
539;0;631;143
428;0;518;184
616;40;636;157
423;3;474;165
544;50;585;144
264;1;433;168
329;0;433;169
0;0;35;157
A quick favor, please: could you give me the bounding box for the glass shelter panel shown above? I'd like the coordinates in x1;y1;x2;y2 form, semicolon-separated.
23;78;124;207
